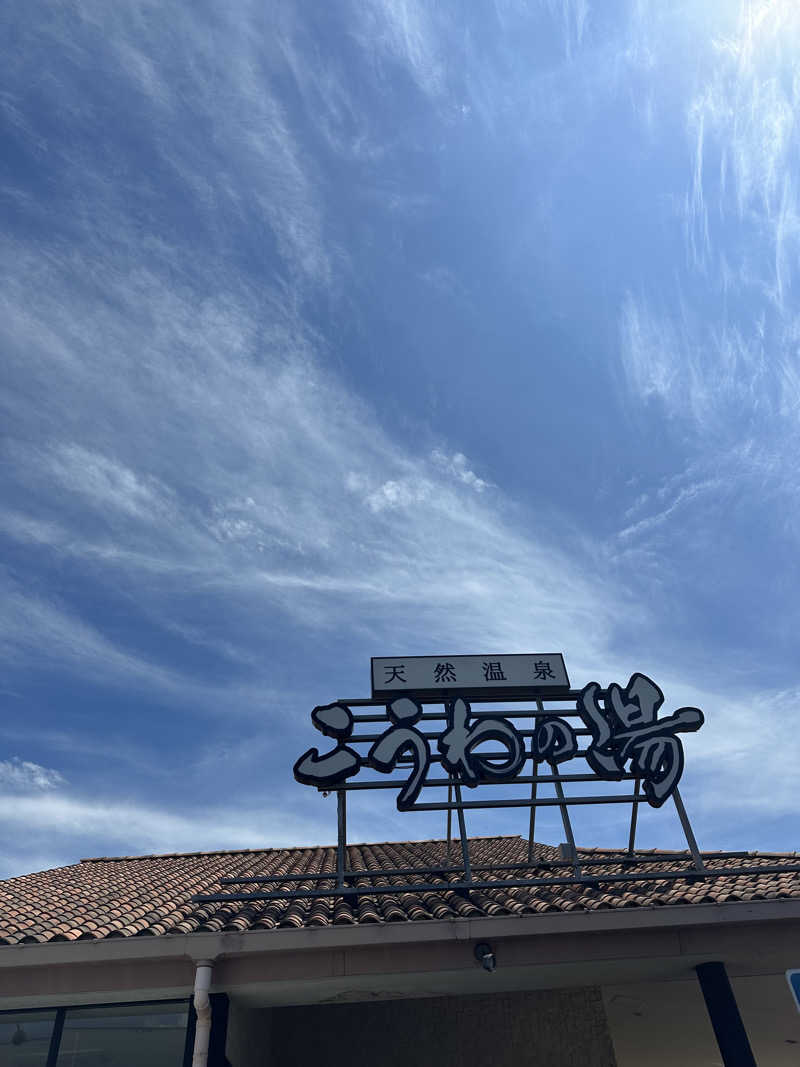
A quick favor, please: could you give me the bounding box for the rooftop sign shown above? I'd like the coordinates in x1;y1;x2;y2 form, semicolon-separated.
371;653;569;699
191;652;800;909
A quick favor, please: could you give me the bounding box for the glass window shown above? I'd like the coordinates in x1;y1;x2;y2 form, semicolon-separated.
57;1003;189;1067
0;1010;57;1066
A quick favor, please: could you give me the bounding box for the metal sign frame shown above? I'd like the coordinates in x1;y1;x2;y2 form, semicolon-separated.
195;673;800;907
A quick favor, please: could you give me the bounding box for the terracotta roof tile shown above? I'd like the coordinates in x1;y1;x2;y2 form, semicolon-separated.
0;836;798;946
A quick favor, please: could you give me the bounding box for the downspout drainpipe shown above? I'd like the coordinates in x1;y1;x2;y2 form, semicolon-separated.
192;959;214;1067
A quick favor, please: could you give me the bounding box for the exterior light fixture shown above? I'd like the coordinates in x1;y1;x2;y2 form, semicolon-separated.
474;943;496;972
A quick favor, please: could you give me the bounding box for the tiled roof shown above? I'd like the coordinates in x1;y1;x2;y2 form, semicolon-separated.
0;836;798;945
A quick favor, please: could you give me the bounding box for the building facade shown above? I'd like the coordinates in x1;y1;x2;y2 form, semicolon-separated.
0;835;799;1066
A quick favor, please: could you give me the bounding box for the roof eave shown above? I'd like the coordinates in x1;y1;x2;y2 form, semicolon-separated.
1;896;799;970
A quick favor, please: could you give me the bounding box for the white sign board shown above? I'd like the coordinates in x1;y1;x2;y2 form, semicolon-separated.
371;653;569;698
788;970;800;1014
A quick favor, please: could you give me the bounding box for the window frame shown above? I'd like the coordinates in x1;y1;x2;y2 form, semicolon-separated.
0;997;197;1067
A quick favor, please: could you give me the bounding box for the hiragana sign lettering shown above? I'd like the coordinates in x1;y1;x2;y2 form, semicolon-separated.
295;667;703;813
437;697;524;786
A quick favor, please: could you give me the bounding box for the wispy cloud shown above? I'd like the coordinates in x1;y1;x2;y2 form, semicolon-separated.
0;759;65;792
685;2;800;305
1;198;634;710
617;2;800;432
0;791;328;877
707;5;799;212
616;475;722;543
355;0;446;98
544;0;590;60
617;287;792;437
431;449;492;492
47;445;177;522
4;1;333;287
618;291;682;409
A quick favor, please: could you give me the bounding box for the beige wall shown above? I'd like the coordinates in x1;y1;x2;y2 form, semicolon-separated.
605;972;800;1067
226;987;617;1067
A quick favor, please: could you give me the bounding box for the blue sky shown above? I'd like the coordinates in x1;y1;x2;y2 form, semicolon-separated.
1;0;799;877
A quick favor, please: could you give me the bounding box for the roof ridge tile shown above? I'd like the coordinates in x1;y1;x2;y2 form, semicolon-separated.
79;834;525;864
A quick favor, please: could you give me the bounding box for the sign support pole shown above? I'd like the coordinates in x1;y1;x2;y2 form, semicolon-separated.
336;791;347;890
673;787;706;875
527;765;539;864
627;778;640;856
552;763;581;880
446;778;453;862
527;703;542;864
453;783;472;883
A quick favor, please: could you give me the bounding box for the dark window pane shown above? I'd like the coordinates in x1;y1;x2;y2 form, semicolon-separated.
0;1010;57;1066
58;1003;189;1067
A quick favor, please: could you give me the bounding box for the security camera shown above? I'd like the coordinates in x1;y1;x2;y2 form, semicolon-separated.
474;942;496;973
